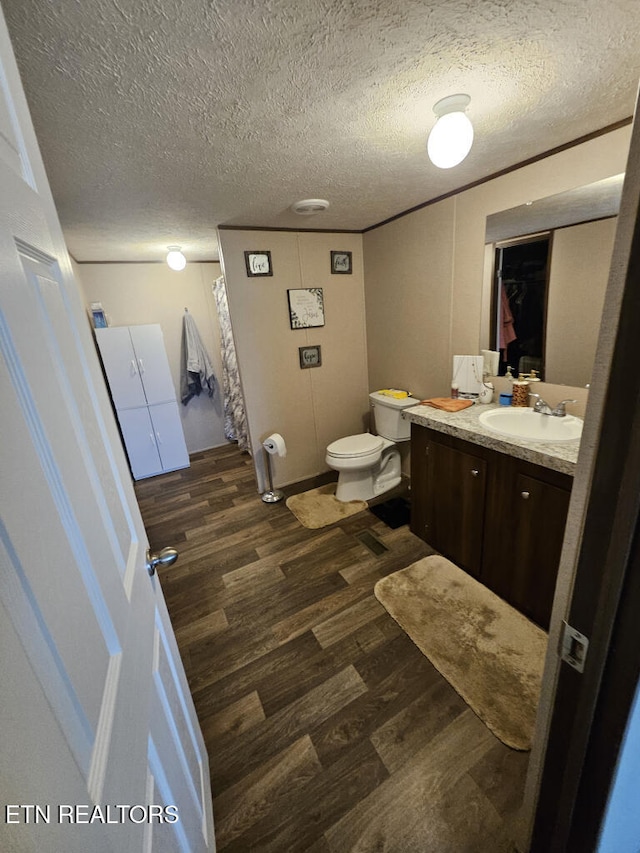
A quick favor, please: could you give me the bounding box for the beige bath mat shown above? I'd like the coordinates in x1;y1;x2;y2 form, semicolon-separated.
374;555;548;750
285;484;367;529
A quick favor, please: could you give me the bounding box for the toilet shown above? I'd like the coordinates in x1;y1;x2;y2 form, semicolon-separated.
326;391;418;502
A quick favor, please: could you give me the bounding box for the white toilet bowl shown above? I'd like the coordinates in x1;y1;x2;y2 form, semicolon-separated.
326;433;402;502
326;391;418;503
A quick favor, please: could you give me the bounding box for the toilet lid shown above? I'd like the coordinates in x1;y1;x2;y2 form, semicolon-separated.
327;433;384;458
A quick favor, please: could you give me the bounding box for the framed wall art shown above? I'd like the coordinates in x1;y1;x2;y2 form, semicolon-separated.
288;288;325;329
330;250;352;274
244;250;273;277
298;345;322;369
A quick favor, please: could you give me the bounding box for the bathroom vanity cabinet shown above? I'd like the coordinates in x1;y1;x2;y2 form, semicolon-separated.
410;423;572;629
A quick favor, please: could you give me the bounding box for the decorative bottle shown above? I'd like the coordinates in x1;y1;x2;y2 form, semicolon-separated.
478;382;494;404
511;375;530;407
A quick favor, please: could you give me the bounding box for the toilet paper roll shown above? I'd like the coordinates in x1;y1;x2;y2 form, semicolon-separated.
481;349;500;377
263;433;287;457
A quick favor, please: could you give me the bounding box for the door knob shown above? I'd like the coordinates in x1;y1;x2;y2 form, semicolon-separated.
470;469;480;477
146;547;179;576
521;491;530;500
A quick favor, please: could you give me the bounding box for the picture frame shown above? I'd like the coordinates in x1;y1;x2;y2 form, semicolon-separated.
244;250;273;277
330;250;352;275
298;345;322;369
288;288;325;329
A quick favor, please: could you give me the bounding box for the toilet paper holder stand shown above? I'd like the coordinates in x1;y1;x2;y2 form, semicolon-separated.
261;445;285;503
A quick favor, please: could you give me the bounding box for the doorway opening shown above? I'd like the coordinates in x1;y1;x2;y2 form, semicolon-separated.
491;235;550;379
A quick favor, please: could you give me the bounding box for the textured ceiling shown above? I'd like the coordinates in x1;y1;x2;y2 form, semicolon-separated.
3;0;640;262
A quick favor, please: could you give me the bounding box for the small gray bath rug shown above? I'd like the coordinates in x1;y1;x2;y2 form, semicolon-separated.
374;555;548;750
285;484;367;529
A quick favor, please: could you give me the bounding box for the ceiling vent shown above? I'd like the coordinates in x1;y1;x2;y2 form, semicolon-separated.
291;198;330;215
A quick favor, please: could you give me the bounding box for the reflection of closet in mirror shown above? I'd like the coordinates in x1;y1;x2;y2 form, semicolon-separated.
484;175;623;388
491;236;550;378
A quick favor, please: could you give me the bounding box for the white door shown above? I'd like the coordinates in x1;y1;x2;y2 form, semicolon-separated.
0;9;214;853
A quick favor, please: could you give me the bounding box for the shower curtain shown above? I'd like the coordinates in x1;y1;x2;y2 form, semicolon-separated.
213;275;250;452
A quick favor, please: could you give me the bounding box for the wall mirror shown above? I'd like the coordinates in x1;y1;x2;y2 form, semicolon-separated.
485;174;624;387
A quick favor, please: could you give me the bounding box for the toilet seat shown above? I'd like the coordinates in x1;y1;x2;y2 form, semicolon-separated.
326;433;383;458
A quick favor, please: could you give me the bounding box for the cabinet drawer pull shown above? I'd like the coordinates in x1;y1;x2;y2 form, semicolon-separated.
521;490;530;499
470;468;480;477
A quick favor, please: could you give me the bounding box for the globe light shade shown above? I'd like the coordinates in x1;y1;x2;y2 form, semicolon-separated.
427;94;474;169
166;246;187;271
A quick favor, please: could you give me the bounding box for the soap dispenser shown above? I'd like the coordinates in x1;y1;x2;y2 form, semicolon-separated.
511;374;530;407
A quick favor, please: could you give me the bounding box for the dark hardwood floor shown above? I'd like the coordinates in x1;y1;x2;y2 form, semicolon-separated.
135;444;527;852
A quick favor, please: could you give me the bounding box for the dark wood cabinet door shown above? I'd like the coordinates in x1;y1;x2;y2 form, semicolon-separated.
509;473;571;629
410;423;572;625
424;440;487;578
409;423;429;541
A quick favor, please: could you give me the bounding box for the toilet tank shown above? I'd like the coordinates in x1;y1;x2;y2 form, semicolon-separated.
369;391;418;441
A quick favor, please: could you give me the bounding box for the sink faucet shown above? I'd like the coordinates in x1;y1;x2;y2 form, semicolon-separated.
529;393;553;415
529;393;577;417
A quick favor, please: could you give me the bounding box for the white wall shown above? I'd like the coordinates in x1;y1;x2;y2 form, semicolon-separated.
218;229;369;490
75;261;226;454
363;197;455;398
546;217;617;386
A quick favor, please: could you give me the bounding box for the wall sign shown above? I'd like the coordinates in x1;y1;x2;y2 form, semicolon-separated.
299;345;322;369
244;250;273;277
330;250;352;274
288;288;325;329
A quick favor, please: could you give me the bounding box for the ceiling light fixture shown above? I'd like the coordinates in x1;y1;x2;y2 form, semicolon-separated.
166;245;187;271
290;198;330;215
427;94;474;169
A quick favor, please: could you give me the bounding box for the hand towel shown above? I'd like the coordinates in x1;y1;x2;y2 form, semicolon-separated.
419;397;474;412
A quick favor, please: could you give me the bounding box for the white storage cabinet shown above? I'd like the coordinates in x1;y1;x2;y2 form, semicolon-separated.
96;324;189;479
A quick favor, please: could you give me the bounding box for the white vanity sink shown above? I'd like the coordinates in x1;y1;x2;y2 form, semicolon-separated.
479;407;583;442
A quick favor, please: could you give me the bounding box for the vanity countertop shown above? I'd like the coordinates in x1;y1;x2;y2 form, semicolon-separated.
403;402;580;475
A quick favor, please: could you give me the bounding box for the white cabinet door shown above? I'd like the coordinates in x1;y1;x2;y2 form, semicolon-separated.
129;324;177;405
0;10;213;852
149;402;190;473
95;326;147;409
118;404;189;480
118;407;164;479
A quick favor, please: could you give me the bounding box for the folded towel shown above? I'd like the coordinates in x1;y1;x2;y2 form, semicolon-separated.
378;389;409;399
419;397;474;412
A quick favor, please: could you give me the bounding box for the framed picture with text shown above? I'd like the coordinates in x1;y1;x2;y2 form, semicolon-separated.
330;250;352;274
244;250;272;277
288;288;325;329
299;345;322;369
